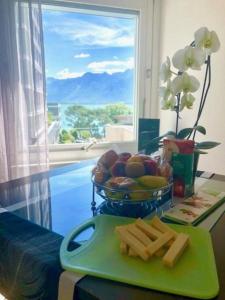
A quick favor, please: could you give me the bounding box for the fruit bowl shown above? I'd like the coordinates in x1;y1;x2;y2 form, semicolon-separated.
92;150;173;218
93;177;173;203
92;177;173;218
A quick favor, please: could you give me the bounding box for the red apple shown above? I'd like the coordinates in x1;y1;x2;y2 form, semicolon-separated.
98;150;119;169
173;178;185;197
110;161;126;177
158;162;172;178
144;159;158;175
118;152;132;162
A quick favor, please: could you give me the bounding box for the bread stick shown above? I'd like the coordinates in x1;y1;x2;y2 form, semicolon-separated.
163;233;189;267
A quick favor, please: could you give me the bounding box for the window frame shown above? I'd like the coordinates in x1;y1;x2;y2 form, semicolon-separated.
42;0;161;166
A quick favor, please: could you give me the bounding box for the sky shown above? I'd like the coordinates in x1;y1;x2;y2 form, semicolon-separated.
42;9;136;79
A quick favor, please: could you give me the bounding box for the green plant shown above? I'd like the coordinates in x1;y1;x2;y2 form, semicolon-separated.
145;125;220;155
144;27;221;155
59;129;74;144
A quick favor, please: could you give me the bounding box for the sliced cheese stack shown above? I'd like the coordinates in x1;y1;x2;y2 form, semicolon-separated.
115;216;189;268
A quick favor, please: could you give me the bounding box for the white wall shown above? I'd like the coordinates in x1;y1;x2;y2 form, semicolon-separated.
159;0;225;175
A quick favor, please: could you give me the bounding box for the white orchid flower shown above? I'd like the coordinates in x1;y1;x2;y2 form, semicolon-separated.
160;57;172;82
172;72;200;95
172;46;205;71
180;93;195;111
160;80;176;110
161;96;176;110
194;27;220;54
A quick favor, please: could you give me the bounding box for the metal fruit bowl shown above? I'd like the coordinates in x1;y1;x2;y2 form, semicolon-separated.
92;177;173;218
92;177;173;204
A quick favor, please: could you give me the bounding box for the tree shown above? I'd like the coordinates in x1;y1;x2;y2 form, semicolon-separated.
64;103;132;140
105;103;132;123
48;112;53;126
65;105;110;139
59;129;74;144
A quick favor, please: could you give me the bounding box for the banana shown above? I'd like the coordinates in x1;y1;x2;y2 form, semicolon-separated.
136;175;168;189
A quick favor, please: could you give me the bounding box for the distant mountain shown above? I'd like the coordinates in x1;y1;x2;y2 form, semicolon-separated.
46;69;133;104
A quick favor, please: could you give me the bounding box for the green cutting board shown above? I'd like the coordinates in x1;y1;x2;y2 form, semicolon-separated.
60;215;219;299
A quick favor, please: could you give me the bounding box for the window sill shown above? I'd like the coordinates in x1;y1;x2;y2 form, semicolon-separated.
49;141;137;166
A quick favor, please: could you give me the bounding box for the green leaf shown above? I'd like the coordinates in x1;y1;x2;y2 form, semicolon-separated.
177;126;206;139
143;131;176;146
195;125;206;135
166;131;176;137
195;141;220;150
142;131;176;154
194;149;208;154
177;128;194;139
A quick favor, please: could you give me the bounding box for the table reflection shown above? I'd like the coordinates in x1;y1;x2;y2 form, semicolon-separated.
0;159;101;238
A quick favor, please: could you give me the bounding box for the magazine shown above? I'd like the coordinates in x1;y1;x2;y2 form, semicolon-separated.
163;189;225;225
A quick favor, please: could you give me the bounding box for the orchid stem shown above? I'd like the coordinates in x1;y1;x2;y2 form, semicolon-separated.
175;94;181;137
192;56;211;140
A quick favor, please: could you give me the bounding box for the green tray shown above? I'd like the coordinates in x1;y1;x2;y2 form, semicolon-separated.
60;215;219;299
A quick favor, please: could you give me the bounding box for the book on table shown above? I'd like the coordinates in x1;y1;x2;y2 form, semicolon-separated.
163;188;225;225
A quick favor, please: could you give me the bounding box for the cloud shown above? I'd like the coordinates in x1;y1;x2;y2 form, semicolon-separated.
47;17;135;48
87;57;134;74
56;68;84;79
74;53;90;58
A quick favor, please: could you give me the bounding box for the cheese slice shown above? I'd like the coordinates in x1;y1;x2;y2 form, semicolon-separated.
127;224;164;257
120;241;128;254
116;226;149;261
155;247;167;257
163;233;189;267
127;224;152;246
135;218;162;240
151;216;178;238
147;231;174;256
128;247;138;257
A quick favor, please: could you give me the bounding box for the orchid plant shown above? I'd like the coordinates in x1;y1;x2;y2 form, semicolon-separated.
145;27;221;155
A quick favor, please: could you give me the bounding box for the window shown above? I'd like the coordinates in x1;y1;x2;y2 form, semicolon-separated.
42;0;159;165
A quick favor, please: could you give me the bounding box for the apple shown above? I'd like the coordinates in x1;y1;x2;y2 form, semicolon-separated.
118;152;132;162
173;178;185;197
158;162;172;178
98;150;119;169
144;159;158;175
125;162;145;178
127;154;151;164
110;161;126;177
163;141;179;161
93;163;110;184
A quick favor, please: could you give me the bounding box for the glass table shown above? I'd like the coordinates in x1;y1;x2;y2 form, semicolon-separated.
0;159;225;300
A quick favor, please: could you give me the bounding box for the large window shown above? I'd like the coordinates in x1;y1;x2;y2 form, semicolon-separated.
42;0;158;165
43;5;137;145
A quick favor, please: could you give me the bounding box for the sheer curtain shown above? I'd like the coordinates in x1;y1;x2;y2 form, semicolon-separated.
0;0;48;183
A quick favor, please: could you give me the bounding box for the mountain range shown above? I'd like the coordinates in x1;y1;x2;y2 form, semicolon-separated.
46;69;133;104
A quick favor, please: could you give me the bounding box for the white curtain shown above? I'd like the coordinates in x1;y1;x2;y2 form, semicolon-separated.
0;0;48;183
